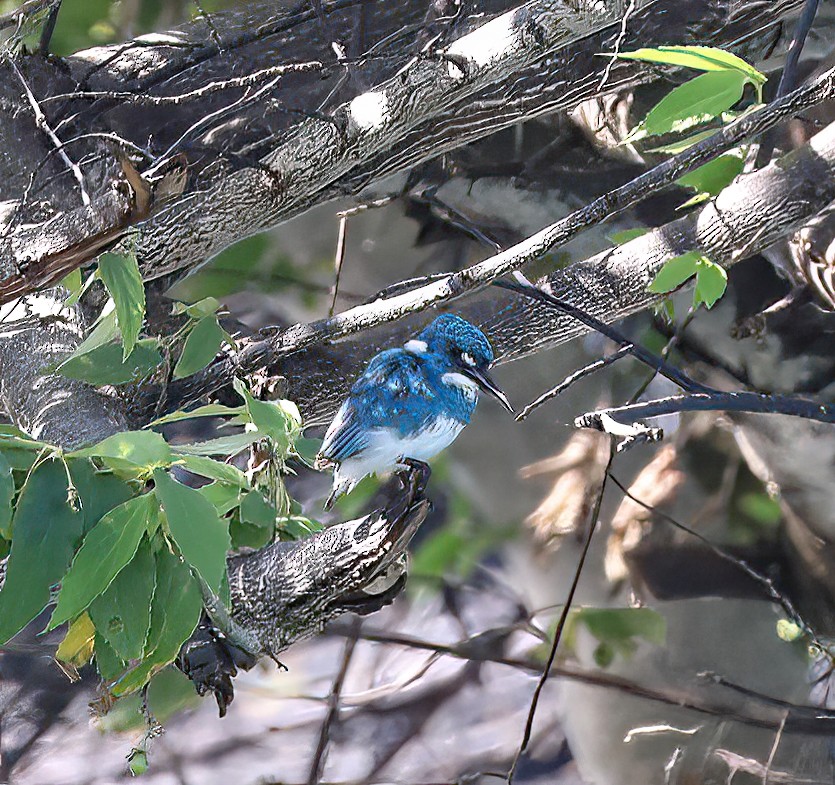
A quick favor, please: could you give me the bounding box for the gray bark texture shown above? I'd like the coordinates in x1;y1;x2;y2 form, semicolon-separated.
1;0;833;711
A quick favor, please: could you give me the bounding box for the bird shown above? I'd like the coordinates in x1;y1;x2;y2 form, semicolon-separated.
315;314;513;510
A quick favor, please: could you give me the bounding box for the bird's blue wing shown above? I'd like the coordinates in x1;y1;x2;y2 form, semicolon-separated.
319;350;438;463
319;399;368;463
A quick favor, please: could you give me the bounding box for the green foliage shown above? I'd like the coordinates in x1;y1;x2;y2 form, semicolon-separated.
49;494;157;629
568;607;667;666
57;339;162;385
153;469;230;593
97;252;145;359
0;376;310;703
173;315;226;378
648;252;728;310
90;539;156;661
615;45;766;312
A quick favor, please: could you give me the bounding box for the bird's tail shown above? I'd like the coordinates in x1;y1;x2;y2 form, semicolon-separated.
323;473;358;511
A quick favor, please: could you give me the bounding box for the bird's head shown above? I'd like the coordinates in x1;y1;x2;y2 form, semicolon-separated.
406;314;513;413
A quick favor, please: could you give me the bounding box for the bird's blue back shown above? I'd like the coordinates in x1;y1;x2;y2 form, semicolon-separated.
320;347;477;463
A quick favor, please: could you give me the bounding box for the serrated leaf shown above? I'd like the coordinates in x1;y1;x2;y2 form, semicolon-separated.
72;430;172;472
173;315;225;379
90;538;156;661
98;252;145;359
677;151;745;199
57;339;162;385
648;252;701;294
173;454;249;488
110;548;202;696
0;452;13;539
617;46;765;83
153;469;230;592
635;70;748;140
56;612;95;666
0;459;85;644
48;495;156;629
171;431;261;456
694;258;728;309
147;403;246;427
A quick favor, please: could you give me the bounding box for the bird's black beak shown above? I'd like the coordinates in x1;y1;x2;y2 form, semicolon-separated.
463;366;514;413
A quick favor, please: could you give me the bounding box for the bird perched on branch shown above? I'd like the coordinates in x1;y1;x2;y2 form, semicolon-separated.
316;314;513;510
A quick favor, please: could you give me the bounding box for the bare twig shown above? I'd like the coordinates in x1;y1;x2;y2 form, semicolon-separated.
516;344;633;421
43;62;325;105
329;214;348;317
605;472;829;653
598;0;638;90
577;391;835;432
506;445;614;783
9;59;90;207
307;622;360;785
497;275;711;393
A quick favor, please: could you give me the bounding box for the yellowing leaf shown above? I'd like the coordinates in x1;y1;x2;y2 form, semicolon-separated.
56;613;96;666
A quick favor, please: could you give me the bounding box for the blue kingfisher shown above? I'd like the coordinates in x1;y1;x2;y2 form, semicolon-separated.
316;314;513;509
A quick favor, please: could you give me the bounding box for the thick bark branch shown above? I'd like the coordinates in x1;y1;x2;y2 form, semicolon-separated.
0;0;805;296
142;95;835;425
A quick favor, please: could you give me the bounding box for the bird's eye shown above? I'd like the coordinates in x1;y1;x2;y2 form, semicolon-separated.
461;352;476;366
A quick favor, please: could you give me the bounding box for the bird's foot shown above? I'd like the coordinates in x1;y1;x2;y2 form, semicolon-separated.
395;457;432;498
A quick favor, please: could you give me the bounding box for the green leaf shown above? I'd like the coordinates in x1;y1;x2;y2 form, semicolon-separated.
648;252;701;294
693;258;728;309
48;495;157;629
90;538;156;661
0;452;13;539
677;150;745;200
171;431;261;456
233;379;302;455
172;296;222;319
776;619;804;643
173;315;225;379
60;268;83;301
648;128;717;153
632;70;748;140
147;403;246;427
279;515;323;540
94;632;127;682
609;227;648;246
0;459;85;644
617;46;765;83
110;548;202;696
62;307;120;361
153;469;230;592
197;482;243;515
574;607;666;647
97;251;145;359
72;430;172;472
57;339;162;385
173;454;249;488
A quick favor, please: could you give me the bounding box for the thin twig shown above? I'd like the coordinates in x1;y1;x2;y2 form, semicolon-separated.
43;63;324;105
764;712;788;785
307;622;360;785
37;0;61;54
577;391;835;431
496;275;712;394
9;59;90;207
598;0;637;90
329;214;348;317
605;472;829;654
507;446;614;783
516;344;633;421
193;0;223;51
